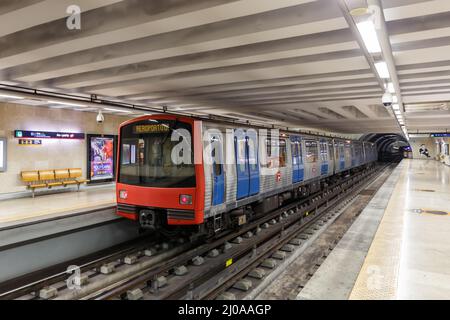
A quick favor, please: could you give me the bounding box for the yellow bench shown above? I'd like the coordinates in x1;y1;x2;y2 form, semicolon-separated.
21;168;90;197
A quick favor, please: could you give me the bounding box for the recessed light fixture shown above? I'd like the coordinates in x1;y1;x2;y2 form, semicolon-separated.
393;95;398;103
356;20;381;53
387;82;395;94
0;93;24;99
392;104;400;111
394;110;401;115
375;61;390;79
48;100;86;108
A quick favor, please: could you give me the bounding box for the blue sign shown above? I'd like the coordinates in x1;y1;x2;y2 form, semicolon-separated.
14;130;85;140
431;133;450;138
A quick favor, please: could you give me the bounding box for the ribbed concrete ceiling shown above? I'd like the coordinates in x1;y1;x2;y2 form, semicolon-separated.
0;0;449;134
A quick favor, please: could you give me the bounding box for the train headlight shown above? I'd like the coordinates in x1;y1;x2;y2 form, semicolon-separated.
179;194;192;205
119;190;128;199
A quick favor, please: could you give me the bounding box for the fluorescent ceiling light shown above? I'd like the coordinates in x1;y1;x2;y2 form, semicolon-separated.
0;93;24;99
375;61;390;79
392;104;400;110
104;107;132;113
356;20;381;53
48;100;86;108
387;82;395;94
394;110;401;115
393;95;398;103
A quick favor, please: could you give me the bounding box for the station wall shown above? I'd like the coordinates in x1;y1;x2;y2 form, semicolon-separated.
409;136;450;164
0;102;132;195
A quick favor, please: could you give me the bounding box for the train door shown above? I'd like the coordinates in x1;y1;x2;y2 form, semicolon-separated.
328;141;334;174
305;139;319;178
339;142;345;170
298;138;304;181
320;140;328;175
210;134;225;206
351;143;357;167
291;136;304;183
362;142;367;164
234;130;249;200
247;130;260;196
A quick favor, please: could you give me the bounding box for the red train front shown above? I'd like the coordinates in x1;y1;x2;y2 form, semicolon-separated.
116;115;205;230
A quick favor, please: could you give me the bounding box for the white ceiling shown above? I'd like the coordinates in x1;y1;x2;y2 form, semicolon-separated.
0;0;449;134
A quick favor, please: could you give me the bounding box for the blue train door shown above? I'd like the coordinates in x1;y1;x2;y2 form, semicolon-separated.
298;139;304;181
291;138;299;183
320;140;328;175
210;134;225;206
291;137;304;183
351;145;356;167
234;129;249;199
247;130;260;196
339;143;345;170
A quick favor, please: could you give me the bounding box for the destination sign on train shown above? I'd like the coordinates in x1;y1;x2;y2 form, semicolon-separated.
133;124;170;134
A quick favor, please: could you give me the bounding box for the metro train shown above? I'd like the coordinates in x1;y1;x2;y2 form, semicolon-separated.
116;115;377;236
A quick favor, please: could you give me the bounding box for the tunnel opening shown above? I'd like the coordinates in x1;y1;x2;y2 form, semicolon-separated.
360;133;411;163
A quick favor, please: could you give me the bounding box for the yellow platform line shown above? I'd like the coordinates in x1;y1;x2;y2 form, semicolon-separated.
349;164;407;300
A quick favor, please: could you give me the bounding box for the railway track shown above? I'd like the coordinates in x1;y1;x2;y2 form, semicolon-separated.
91;164;386;300
0;163;389;300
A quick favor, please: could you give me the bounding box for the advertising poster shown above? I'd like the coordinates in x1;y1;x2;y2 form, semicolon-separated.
89;136;115;182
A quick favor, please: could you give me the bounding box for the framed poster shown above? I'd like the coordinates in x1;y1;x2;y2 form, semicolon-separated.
87;134;117;183
0;138;6;172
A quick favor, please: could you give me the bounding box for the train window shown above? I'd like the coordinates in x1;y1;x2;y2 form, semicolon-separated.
298;141;303;164
118;120;195;188
122;144;131;165
339;143;344;158
248;137;258;171
328;142;334;160
305;140;318;163
236;137;247;172
266;138;272;158
264;138;278;168
211;138;222;176
279;139;287;167
320;141;328;161
344;143;351;159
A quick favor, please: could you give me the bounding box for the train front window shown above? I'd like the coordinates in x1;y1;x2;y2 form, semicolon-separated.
119;120;195;188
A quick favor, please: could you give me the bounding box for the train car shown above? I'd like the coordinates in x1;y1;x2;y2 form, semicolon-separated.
116;115;376;236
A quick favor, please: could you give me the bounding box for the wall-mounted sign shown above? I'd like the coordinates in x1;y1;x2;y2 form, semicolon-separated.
14;130;85;140
431;133;450;138
0;138;6;172
18;139;42;146
87;134;116;183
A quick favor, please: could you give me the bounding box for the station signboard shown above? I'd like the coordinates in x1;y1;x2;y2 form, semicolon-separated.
431;133;450;138
14;130;85;140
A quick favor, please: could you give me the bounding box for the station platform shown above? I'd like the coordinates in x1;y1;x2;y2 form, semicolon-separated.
298;159;450;300
0;184;141;283
0;184;116;227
